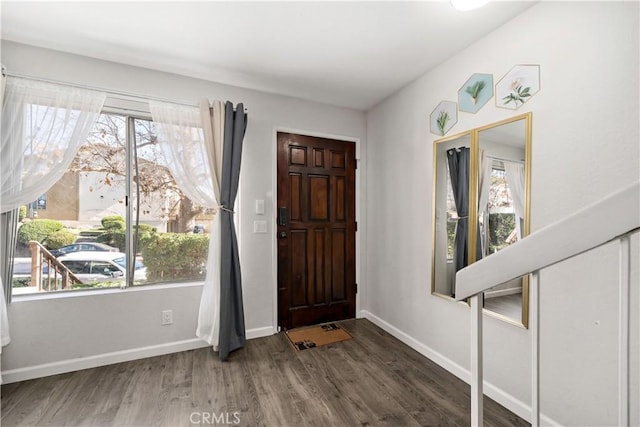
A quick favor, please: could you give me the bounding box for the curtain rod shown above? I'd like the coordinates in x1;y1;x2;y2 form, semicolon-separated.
2;68;247;112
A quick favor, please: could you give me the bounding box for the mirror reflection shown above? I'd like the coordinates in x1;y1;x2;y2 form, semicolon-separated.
431;113;531;327
477;119;529;324
432;132;472;297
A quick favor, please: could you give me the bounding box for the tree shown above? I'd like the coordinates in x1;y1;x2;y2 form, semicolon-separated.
487;168;512;211
69;114;205;231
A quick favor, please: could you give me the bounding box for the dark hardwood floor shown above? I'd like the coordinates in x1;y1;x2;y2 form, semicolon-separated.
1;319;529;426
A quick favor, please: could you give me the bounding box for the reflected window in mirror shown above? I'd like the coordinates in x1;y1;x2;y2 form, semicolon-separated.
480;158;528;323
479;158;524;257
445;168;457;261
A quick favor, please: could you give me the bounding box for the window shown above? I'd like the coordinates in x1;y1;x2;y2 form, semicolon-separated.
480;159;518;256
11;111;211;294
445;164;458;260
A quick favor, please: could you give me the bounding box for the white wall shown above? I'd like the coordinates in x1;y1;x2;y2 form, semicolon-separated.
364;2;639;425
0;41;366;380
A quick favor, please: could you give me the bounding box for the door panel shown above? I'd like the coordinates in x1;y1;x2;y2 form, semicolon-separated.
289;173;303;221
277;132;356;329
331;229;346;301
309;175;329;220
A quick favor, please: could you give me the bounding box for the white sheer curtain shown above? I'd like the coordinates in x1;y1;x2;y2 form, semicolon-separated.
504;161;526;239
0;276;8;383
1;72;8;361
148;100;225;349
0;76;105;379
1;77;106;212
197;100;225;349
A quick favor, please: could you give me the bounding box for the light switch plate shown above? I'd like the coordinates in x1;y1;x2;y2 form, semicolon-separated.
255;199;265;215
253;220;267;233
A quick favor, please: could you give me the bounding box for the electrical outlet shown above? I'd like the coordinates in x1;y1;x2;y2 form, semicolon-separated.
161;309;173;325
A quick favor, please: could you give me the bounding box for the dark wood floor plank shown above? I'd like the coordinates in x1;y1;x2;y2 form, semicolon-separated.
190;347;226;413
1;373;75;426
150;351;194;427
31;368;100;426
1;319;529;427
313;342;421;426
220;346;263;427
111;355;168;426
242;335;305;426
294;345;373;426
341;319;528;427
271;334;357;426
62;362;135;426
338;332;463;426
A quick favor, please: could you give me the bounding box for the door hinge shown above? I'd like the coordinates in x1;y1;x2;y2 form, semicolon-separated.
355;221;358;232
354;158;358;170
355;283;358;293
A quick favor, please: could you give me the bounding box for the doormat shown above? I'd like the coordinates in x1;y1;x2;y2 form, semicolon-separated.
286;323;352;351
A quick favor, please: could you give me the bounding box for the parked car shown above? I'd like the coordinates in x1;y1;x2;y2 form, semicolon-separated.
12;257;49;285
49;242;119;258
57;251;146;285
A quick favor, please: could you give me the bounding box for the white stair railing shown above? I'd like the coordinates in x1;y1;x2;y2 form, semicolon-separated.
455;180;640;426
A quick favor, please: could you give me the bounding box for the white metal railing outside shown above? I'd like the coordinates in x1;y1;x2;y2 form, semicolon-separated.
455;180;640;426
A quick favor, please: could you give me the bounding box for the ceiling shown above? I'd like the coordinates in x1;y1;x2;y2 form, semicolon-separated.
1;1;535;111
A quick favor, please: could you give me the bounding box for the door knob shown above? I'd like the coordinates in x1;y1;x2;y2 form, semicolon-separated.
279;231;287;239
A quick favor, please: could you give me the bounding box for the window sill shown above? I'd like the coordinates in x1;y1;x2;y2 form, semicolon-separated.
10;281;205;303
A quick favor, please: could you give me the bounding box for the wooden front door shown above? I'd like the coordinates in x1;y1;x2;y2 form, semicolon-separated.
277;133;356;330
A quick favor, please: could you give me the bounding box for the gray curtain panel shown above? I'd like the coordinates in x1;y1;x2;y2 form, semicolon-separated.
218;101;247;361
1;209;19;303
447;148;470;286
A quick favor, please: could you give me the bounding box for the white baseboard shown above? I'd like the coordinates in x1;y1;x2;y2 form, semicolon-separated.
359;310;561;426
1;325;275;384
246;325;275;340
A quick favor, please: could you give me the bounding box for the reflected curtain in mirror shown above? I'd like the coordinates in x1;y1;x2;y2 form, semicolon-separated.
504;161;525;239
446;147;470;278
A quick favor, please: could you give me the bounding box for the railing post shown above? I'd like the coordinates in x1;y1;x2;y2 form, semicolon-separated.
62;269;69;290
29;241;42;290
530;271;540;426
470;294;483;426
618;236;630;427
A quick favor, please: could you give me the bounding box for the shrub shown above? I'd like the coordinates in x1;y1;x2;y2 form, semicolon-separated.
44;230;77;250
79;230;103;237
140;233;209;282
135;223;156;236
488;213;516;254
17;219;64;245
96;216;126;250
18;205;27;222
96;231;125;252
101;215;125;231
96;220;157;252
12;278;30;288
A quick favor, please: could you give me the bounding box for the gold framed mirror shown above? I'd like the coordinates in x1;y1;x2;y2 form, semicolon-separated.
431;112;532;328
